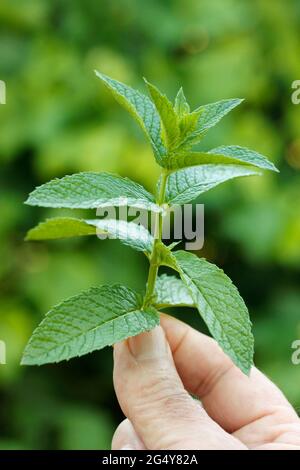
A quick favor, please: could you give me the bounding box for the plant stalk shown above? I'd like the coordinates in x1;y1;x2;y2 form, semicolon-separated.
143;170;169;308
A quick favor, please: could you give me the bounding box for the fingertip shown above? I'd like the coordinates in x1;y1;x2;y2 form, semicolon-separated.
127;326;169;361
112;419;146;450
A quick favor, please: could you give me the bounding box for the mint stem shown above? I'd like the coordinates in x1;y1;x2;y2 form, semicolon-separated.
143;170;169;307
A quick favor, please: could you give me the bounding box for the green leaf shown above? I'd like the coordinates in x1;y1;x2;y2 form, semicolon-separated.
144;79;180;150
166;146;278;172
174;87;190;116
21;284;160;365
25;217;153;254
25;217;98;241
181;98;243;148
177;111;201;142
164;164;261;205
154;274;194;308
86;219;154;254
207;146;279;173
172;87;203;150
166;150;214;170
164;250;254;375
195;98;244;133
156;241;178;267
95;71;167;164
25;172;162;213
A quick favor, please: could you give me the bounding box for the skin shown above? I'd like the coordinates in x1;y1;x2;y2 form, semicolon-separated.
112;314;300;450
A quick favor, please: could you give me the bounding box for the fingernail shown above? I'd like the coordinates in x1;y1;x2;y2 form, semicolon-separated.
128;326;168;361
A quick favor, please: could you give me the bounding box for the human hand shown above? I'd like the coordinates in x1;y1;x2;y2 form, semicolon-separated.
112;314;300;450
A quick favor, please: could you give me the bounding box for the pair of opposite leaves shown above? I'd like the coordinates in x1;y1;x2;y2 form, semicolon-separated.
21;72;278;374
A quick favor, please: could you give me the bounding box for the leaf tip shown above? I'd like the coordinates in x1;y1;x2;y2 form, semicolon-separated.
265;160;279;173
24;193;37;206
94;70;108;83
143;78;156;94
21;349;46;366
24;228;39;241
20;354;31;366
240;361;253;376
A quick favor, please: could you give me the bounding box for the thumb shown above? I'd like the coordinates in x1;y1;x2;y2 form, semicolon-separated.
113;326;244;450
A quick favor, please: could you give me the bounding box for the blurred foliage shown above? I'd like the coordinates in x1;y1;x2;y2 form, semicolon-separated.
0;0;300;449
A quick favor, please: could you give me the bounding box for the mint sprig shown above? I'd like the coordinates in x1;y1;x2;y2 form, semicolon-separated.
22;73;279;374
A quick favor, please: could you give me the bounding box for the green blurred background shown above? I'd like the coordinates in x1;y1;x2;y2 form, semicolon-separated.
0;0;300;450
